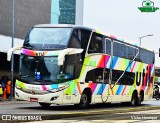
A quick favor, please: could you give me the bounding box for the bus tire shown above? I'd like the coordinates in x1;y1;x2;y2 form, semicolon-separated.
39;102;51;108
79;92;90;108
137;92;143;105
131;92;138;106
156;94;160;100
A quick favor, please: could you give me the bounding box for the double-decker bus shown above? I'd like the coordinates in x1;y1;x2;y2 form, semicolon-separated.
8;24;155;108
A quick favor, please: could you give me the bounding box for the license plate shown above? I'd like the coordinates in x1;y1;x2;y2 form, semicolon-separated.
30;98;38;102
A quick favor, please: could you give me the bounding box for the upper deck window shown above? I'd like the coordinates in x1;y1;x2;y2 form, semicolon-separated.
24;27;72;50
88;33;104;53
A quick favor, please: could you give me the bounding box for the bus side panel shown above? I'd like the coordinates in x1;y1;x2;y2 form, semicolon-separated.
63;80;83;104
78;55;112;104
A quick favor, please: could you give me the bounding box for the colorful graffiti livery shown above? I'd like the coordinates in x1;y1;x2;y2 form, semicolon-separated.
12;24;154;108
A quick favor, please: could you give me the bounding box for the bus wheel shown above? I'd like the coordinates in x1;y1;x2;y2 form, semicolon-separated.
39;102;51;108
79;92;90;108
137;93;143;105
131;93;138;106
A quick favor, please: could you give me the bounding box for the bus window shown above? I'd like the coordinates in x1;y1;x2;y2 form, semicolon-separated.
64;54;82;79
80;29;91;61
121;72;135;85
68;29;91;49
105;37;111;55
85;69;95;82
85;68;104;83
113;41;128;59
135;49;140;62
140;49;146;63
65;65;75;79
146;50;154;64
113;42;120;57
88;33;103;53
68;29;81;48
119;44;127;58
104;68;110;84
81;29;91;50
24;27;72;49
85;68;110;83
128;46;136;60
112;70;122;84
68;29;91;62
112;69;135;85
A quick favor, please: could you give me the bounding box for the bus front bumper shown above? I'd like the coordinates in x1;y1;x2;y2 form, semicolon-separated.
15;88;63;104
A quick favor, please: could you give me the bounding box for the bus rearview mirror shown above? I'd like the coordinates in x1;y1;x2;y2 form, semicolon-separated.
7;45;23;61
58;48;83;66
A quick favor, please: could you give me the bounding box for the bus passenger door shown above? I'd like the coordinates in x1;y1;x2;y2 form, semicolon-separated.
62;54;82;104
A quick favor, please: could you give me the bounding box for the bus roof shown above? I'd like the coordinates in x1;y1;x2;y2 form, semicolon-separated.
33;24;154;52
34;24;93;31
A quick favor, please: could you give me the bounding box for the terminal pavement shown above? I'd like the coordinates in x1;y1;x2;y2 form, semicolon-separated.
31;110;160;123
34;106;160;121
1;99;160;122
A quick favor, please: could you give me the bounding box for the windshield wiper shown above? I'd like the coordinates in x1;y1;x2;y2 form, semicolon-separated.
18;74;29;78
23;45;34;50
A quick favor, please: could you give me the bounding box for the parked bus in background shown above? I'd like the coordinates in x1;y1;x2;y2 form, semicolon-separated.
7;24;155;108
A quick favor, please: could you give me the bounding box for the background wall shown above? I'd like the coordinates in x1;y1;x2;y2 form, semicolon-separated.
0;0;51;39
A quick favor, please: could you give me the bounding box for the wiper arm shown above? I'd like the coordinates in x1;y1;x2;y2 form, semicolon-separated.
23;45;34;49
18;74;29;78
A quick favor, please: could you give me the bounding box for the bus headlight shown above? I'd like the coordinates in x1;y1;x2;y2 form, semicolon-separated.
16;85;22;89
47;89;58;93
47;84;69;93
50;96;59;101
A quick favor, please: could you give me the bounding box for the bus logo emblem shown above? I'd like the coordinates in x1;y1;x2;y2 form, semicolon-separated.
36;51;45;56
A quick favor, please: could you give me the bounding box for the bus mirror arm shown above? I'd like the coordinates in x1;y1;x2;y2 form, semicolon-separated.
58;48;83;66
7;45;23;61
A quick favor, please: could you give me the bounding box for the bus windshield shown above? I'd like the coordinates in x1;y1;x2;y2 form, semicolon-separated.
24;27;72;49
18;54;74;84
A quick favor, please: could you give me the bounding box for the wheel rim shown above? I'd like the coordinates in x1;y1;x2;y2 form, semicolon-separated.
82;94;87;104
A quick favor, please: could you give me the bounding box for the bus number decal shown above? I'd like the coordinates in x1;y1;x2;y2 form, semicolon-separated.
65;95;71;100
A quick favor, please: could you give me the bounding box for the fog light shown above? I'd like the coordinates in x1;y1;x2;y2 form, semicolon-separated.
50;96;59;101
16;85;22;89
